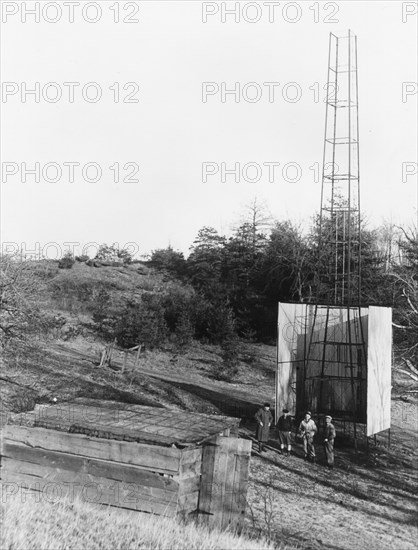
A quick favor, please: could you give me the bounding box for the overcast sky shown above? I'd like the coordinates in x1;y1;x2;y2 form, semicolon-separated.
1;0;417;259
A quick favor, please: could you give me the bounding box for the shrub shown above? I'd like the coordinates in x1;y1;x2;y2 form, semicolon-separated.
214;306;240;381
91;287;112;336
58;252;75;269
110;294;167;349
150;247;187;278
174;307;194;349
95;244;133;265
75;254;90;262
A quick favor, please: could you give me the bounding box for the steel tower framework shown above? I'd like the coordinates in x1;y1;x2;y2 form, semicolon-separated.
300;31;367;439
318;29;361;306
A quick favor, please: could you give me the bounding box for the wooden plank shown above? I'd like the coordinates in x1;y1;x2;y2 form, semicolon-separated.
65;424;181;446
2;426;181;474
178;460;201;478
2;457;174;501
198;436;251;531
176;475;201;496
197;439;217;525
367;306;392;436
228;439;251;531
2;457;177;503
1;470;178;516
2;443;179;493
199;436;229;530
233;445;251;529
178;490;199;514
179;447;202;477
229;424;239;437
220;438;236;530
180;447;202;464
211;437;230;530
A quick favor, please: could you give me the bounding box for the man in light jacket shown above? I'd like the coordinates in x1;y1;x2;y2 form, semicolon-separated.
298;411;317;462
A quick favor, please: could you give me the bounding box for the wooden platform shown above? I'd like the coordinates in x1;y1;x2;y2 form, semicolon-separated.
7;399;240;447
1;400;251;529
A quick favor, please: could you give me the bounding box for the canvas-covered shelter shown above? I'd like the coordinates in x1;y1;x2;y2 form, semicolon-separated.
276;303;392;437
1;399;252;530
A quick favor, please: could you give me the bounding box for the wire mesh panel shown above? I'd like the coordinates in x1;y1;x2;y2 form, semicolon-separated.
300;305;368;425
276;303;391;438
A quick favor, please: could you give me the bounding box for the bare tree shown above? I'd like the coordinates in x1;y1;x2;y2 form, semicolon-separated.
390;228;418;367
235;197;273;256
0;255;47;349
376;219;403;271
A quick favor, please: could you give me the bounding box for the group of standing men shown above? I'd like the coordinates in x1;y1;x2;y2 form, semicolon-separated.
255;403;336;468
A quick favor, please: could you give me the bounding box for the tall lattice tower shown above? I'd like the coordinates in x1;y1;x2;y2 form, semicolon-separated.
301;31;367;439
318;29;361;306
277;31;392;442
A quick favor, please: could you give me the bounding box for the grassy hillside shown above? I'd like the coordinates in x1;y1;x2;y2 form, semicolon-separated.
0;258;279;417
1;495;279;550
1;258;418;550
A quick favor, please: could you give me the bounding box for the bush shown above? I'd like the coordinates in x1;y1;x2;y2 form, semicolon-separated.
150;247;187;279
174;307;194;349
75;254;90;262
162;286;194;326
58;252;75;269
91;287;112;337
95;244;133;265
50;279;114;314
214;306;240;381
106;294;168;349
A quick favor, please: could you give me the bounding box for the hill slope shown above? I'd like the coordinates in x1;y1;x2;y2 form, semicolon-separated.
1;259;417;549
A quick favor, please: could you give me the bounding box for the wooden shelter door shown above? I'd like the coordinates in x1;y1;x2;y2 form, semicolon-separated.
198;436;251;531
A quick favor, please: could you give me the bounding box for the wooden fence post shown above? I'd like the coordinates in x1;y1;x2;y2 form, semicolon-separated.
134;344;142;369
99;348;106;368
122;351;128;374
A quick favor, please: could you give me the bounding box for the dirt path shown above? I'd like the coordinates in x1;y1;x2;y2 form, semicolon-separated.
51;341;276;419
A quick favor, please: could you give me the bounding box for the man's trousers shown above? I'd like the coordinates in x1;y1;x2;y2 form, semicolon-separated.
324;440;334;466
303;435;315;459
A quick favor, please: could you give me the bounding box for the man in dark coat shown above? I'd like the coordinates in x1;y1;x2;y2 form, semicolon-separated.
277;408;292;456
323;415;336;468
255;402;273;452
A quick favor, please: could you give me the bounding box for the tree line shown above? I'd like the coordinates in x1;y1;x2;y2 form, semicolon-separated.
1;206;417;378
148;212;417;365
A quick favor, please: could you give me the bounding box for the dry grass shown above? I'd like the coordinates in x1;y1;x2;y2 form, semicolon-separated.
0;494;281;550
244;401;418;550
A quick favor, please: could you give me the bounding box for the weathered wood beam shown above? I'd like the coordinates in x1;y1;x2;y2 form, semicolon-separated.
2;426;182;474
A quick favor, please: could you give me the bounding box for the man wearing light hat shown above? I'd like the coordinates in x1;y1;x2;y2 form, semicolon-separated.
323;415;336;469
298;411;317;462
